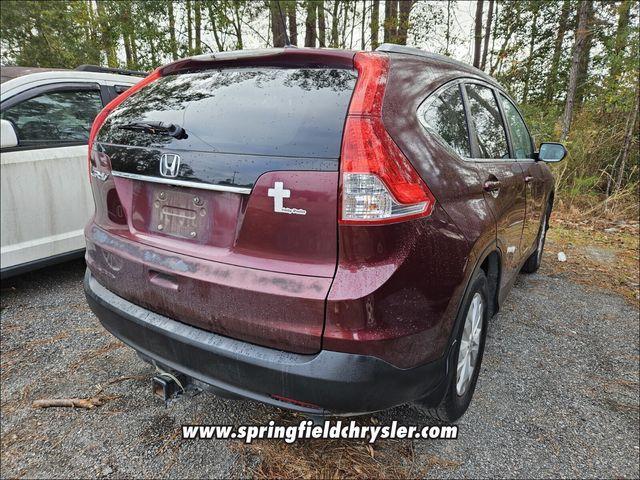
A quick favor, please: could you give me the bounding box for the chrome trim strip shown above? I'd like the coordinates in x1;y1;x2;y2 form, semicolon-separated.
111;171;252;194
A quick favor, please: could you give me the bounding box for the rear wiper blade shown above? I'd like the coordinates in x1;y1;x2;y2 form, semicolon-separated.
117;121;188;139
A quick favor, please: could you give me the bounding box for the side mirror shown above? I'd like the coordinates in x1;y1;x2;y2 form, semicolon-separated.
537;142;567;162
0;119;18;149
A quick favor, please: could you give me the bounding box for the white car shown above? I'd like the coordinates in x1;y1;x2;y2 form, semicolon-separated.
0;66;142;277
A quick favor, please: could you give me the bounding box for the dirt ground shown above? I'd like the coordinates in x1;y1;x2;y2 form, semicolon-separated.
1;217;638;479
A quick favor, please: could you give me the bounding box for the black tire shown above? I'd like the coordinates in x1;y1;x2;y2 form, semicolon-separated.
418;269;490;422
521;204;551;274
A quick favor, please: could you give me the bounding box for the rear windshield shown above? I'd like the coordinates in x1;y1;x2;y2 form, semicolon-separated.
99;67;357;158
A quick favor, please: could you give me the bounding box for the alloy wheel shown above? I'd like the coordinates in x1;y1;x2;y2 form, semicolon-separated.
456;292;484;396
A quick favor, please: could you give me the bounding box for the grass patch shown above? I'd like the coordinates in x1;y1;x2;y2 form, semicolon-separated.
543;202;639;305
236;412;460;479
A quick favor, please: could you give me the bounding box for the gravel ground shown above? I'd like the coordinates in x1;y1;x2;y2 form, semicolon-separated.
1;258;638;478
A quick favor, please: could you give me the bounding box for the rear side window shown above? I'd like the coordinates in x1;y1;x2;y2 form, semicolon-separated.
499;94;533;159
418;84;471;158
465;84;509;159
100;68;357;158
1;89;103;147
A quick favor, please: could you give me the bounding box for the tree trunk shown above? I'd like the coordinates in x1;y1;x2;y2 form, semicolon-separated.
168;0;178;59
123;34;133;68
84;0;95;52
480;0;494;70
120;2;133;68
445;0;452;55
186;0;193;54
545;0;570;101
270;0;286;47
614;85;639;192
396;0;413;45
609;0;631;83
130;29;138;65
232;1;243;49
86;0;102;64
383;0;391;42
575;0;594;108
472;0;484;68
330;0;339;47
287;1;298;45
522;10;538;104
384;0;398;43
488;0;498;68
339;1;349;48
361;0;366;49
490;2;517;75
370;0;380;49
349;2;358;48
96;0;117;67
207;4;225;51
317;1;326;47
194;0;202;54
304;0;317;47
348;2;356;48
561;0;592;141
149;24;158;66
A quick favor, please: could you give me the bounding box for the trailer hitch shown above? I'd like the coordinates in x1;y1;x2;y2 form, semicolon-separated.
151;366;186;404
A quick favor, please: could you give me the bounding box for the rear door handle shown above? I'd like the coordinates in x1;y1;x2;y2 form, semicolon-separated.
483;180;501;192
525;175;534;183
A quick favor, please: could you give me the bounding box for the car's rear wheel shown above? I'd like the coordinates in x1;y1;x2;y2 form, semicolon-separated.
418;269;489;422
521;204;550;274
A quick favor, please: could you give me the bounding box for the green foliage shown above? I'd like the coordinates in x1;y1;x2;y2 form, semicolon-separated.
0;0;638;201
0;0;102;67
497;0;639;202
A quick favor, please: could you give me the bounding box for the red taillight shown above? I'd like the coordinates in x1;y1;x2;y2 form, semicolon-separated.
339;52;435;225
88;68;162;177
349;52;389;116
341;116;432;205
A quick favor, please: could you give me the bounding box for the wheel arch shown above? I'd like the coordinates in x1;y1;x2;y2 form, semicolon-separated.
445;241;502;358
478;250;501;318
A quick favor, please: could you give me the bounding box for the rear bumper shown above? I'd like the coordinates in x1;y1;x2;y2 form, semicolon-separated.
84;270;448;415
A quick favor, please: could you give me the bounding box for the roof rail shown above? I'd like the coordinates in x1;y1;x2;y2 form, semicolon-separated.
375;43;497;83
75;64;148;77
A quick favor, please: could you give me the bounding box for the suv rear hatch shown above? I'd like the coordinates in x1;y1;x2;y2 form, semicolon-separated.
87;50;357;353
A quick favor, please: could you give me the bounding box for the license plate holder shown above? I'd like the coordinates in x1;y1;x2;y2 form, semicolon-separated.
151;189;208;239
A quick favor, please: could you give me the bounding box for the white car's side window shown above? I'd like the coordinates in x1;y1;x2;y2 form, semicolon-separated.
1;88;103;148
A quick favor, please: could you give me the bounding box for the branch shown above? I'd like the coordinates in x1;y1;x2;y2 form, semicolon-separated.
33;395;117;410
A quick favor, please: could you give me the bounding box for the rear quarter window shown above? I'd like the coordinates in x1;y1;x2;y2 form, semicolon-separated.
418;84;471;158
99;68;357;159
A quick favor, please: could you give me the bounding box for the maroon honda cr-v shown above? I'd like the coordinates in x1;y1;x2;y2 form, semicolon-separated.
84;44;566;421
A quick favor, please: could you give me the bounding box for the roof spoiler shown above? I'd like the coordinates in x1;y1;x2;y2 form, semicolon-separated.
159;47;355;76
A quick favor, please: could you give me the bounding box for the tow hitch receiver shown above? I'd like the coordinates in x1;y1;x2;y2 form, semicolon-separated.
152;372;186;402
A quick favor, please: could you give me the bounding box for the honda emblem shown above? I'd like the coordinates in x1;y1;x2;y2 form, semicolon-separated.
159;153;181;178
